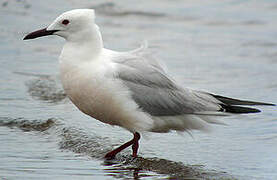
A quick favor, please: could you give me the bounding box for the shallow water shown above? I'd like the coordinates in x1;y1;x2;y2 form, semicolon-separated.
1;0;277;179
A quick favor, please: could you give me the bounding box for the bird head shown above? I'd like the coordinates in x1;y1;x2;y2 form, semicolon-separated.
23;9;97;41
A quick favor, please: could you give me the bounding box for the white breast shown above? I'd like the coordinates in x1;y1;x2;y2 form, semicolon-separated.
59;58;153;133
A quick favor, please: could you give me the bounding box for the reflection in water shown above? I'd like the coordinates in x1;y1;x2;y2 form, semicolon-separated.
0;116;233;179
14;72;66;103
26;78;66;103
0;117;56;132
103;165;149;180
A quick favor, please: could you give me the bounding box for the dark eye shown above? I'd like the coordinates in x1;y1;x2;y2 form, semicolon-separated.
62;19;69;25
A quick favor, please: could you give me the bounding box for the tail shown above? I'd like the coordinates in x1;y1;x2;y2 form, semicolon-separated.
210;94;275;114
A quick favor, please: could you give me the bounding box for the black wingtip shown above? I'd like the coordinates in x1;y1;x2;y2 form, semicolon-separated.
221;104;262;114
211;94;276;106
23;36;30;40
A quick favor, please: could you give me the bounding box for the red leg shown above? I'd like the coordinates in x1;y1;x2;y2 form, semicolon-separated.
104;132;141;159
132;132;140;157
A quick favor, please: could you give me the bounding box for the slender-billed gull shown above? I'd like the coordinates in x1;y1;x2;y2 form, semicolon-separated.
23;9;275;159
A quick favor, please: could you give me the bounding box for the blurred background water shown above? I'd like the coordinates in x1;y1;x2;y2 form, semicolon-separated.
1;0;277;179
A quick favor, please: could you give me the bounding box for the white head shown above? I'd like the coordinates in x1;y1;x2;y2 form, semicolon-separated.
24;9;102;43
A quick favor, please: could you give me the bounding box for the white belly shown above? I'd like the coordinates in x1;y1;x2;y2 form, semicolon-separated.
60;62;153;132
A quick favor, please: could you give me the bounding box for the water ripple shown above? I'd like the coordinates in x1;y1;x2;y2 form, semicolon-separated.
0;117;234;179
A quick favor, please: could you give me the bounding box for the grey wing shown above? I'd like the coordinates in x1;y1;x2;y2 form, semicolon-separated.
112;51;222;116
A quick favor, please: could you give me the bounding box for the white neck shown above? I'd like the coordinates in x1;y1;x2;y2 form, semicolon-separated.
60;24;103;66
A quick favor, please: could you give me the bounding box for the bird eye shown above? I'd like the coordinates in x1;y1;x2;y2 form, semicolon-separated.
62;19;69;25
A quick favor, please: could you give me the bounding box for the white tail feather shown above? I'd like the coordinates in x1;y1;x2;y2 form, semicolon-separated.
150;114;225;133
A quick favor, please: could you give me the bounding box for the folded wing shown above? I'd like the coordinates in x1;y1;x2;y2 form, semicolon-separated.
112;49;275;117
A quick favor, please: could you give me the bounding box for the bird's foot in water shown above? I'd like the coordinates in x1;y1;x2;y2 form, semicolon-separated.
104;132;141;159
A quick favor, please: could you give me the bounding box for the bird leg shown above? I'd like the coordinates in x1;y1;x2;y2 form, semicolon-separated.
132;132;140;157
104;132;140;159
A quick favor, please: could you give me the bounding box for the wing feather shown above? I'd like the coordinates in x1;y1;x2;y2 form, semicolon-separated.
112;50;221;116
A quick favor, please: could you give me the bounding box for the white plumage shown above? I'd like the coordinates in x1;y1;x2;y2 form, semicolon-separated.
24;9;274;158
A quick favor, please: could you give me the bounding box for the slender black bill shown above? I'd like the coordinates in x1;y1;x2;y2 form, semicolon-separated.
23;28;59;40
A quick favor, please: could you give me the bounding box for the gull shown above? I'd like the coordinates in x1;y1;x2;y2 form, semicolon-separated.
23;9;275;159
